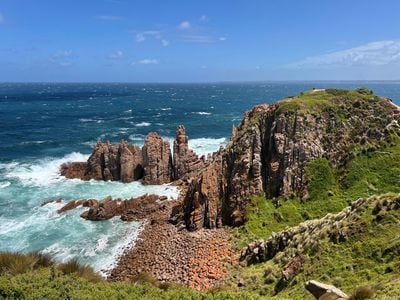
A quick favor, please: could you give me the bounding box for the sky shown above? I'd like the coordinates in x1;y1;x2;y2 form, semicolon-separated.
1;0;400;82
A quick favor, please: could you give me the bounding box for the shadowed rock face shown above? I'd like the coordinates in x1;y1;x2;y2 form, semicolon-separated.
61;140;144;182
173;125;206;180
177;90;400;230
61;129;206;185
142;132;173;184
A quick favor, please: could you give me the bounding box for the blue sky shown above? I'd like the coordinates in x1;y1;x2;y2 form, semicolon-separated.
1;0;400;82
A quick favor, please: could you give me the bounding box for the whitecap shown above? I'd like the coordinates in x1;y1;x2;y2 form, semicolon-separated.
79;118;94;122
160;107;171;111
135;122;151;127
188;137;227;156
192;111;212;115
0;181;11;189
5;152;89;187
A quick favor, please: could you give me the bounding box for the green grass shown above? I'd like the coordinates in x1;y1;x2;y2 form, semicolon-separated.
231;137;400;298
0;267;266;300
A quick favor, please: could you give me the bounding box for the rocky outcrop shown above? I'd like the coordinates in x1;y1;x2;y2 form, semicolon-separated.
239;194;399;265
177;89;400;230
61;128;208;185
173;125;205;180
57;194;169;221
61;141;143;182
305;280;348;299
142;133;173;184
60;162;87;179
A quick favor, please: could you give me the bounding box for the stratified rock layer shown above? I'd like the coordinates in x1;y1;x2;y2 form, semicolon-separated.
173;125;205;180
178;89;400;230
61;141;143;183
142;132;173;184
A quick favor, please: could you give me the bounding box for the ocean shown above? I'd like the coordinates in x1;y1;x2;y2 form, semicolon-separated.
1;81;400;274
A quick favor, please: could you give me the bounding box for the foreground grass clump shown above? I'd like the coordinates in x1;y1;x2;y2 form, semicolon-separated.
0;252;53;276
0;252;102;284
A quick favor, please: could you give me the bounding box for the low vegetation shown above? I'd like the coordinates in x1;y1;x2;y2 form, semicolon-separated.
230;135;400;298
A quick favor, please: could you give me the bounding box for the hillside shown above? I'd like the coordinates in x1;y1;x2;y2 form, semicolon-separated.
1;88;400;299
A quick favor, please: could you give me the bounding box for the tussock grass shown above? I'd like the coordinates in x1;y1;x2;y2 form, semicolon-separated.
58;259;103;283
0;251;53;275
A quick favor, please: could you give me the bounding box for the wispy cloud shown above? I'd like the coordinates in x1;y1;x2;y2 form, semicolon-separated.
161;39;170;47
135;30;161;43
132;58;159;65
0;13;5;24
50;50;74;67
179;21;191;30
95;15;123;21
182;35;226;44
289;40;400;68
200;15;208;22
108;50;124;59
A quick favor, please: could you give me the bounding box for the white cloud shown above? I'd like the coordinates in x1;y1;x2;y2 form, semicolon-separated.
135;30;161;43
0;13;4;24
182;35;214;43
95;15;123;21
200;15;208;22
179;21;191;30
219;37;227;41
109;50;124;59
132;58;159;65
289;40;400;68
50;50;74;67
52;50;73;59
161;39;170;47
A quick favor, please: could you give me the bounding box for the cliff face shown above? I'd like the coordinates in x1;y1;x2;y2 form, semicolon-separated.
142;132;173;184
179;89;400;230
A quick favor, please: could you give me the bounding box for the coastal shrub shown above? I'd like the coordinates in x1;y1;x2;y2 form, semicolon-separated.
305;158;338;200
348;285;375;300
58;259;102;283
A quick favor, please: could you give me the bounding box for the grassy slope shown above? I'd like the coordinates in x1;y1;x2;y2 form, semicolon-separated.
228;139;400;299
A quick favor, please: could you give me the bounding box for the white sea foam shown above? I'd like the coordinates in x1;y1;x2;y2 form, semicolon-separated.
192;111;212;115
79;118;95;122
135;122;151;127
188;137;227;156
5;152;89;187
160;107;171;111
0;181;10;189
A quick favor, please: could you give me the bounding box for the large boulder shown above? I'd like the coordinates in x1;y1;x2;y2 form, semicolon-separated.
305;280;348;299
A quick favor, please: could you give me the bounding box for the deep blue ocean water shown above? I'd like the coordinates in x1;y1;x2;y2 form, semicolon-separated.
1;82;399;274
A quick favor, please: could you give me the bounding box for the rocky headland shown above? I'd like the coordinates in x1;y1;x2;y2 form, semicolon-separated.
56;88;400;297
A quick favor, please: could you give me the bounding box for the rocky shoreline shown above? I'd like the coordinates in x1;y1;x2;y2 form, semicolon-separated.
55;183;237;290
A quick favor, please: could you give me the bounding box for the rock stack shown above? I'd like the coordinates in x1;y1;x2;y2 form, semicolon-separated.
173;125;205;180
61;126;207;185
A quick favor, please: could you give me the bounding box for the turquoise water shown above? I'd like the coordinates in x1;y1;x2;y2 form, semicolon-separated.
1;82;399;273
